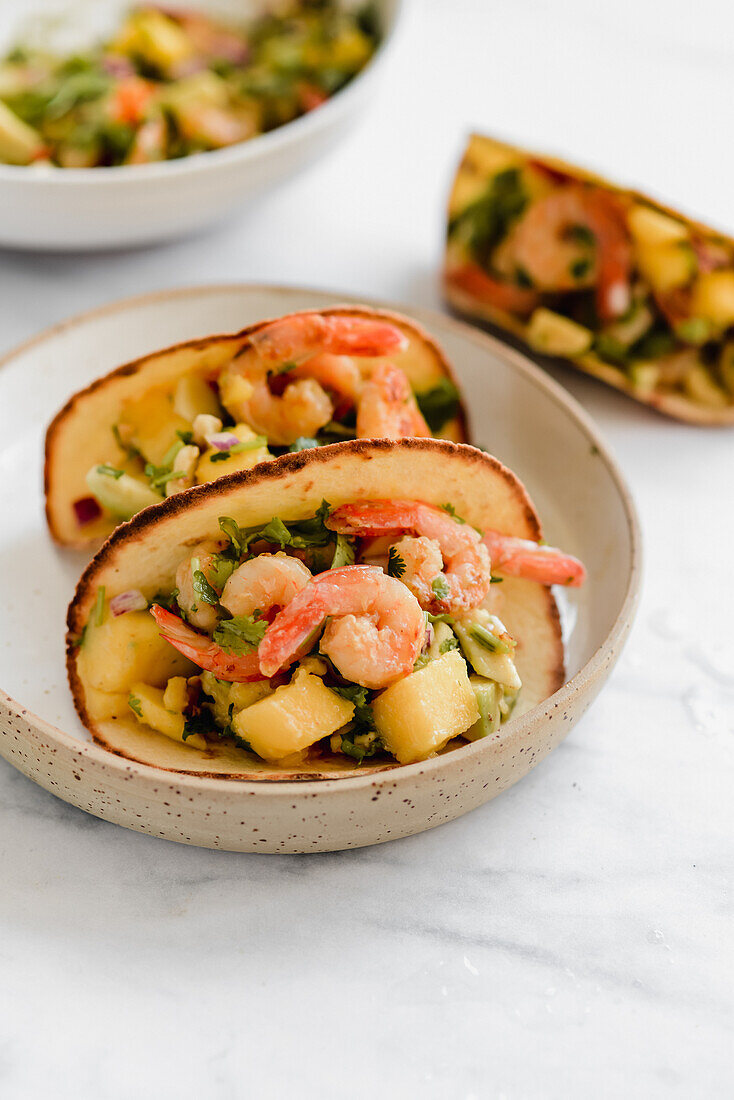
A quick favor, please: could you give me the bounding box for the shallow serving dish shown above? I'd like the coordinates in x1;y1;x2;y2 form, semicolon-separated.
0;0;401;250
0;283;640;852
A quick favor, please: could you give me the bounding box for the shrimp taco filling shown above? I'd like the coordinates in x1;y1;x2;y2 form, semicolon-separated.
0;2;379;167
445;134;734;418
62;310;463;540
72;496;583;768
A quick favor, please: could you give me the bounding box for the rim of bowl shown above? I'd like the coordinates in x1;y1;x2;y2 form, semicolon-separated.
0;0;404;186
0;281;642;797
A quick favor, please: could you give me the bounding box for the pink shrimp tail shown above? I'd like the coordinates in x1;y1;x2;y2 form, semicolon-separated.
150;605;264;682
583;190;633;321
482;531;587;587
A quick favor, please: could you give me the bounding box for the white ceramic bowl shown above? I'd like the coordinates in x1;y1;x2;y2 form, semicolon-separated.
0;0;401;250
0;284;641;851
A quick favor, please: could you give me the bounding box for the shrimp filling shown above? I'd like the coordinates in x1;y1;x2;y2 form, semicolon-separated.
78;498;587;767
446;135;734;411
76;311;461;529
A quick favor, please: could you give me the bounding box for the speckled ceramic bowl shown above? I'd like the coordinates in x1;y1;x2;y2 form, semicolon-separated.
0;284;641;851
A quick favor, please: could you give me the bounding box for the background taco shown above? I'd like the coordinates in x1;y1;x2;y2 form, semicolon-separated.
445;133;734;425
46;306;468;547
66;439;566;781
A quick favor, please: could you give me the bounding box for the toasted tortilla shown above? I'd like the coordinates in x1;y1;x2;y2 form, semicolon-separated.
66;439;564;781
46;306;468;548
444;133;734;426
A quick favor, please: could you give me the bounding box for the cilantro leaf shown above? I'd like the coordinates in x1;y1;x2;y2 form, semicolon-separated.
176;429;194;445
208;556;236;591
289;437;320;452
128;694;143;719
387;546;406;578
415;379;460;433
331;534;355;569
218;516;243;557
439;635;459;654
330;683;369;707
182;711;213;741
152;587;179;611
191;564;219;607
213;615;267;655
440;502;466;524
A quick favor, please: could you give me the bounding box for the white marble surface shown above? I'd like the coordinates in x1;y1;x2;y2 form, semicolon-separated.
1;1;733;1096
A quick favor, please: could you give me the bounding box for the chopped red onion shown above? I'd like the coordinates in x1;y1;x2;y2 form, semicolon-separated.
73;496;102;526
208;432;240;451
101;54;136;78
110;590;149;617
421;624;434;653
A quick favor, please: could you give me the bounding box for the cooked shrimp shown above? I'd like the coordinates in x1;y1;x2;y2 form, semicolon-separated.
219;312;408;445
150;605;264;683
499;185;632;320
258;565;425;689
220;552;312;617
175;548;222;632
327;501;492;614
446;261;540;316
482;530;587;587
355;362;431;439
391;536;444;606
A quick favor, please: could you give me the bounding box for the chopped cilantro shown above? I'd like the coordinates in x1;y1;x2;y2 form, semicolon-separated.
208;556;236;591
412;654;432;671
176;429;194;445
415;379;460;433
431;575;450;601
182;711;212;741
338;730;384;763
440;502;465;524
387;546;406;578
191;560;219;607
448;167;528;265
218;516;243;558
515;265;534;288
570;257;592;280
212;614;267;655
567;224;596;247
490;576;504;584
128;694;143;719
152;587;179;611
439;635;459;654
594;334;630;368
331;534;355;569
96;464;123;479
93;585;106;626
330;683;369;707
112;423;139;459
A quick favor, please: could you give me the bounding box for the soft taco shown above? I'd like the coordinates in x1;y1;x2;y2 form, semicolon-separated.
66;439;585;781
46;306;467;547
445;133;734;424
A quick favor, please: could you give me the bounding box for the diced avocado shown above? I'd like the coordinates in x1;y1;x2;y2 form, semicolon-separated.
627;361;661;395
231;669;355;761
636;241;697;293
425;620;456;660
79;609;195;695
173;374;223;422
627;204;688;246
195;423;271;483
683;364;730;408
371;649;479;765
465;677;502;741
200;672;273;729
452;609;522;690
86;465;162;519
719;342;734;396
128;682;207;750
691;271;734;330
120;388;192;465
0;99;45;165
526;308;592;357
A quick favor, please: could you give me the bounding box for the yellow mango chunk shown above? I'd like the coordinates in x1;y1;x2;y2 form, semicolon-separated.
173;374;223;422
372;650;479;765
79;608;195;694
163;676;189;712
128;682;207;750
636;241;696;293
527;308;592;357
218;372;253;416
627;204;688;246
232;669;355;761
120;388;192;465
195;422;271;483
691;271;734;329
82;687;131;722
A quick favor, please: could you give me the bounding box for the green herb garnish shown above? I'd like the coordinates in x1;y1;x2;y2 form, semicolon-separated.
440;502;465;523
191;560;219;607
210;436;267;461
415;379;460;433
468;623;512;655
176;430;194;445
567;224;596;247
387;546;406;578
439;635;459;654
93;585;106;626
289;437;320;452
212;614;267;655
570;257;592;280
128;694;143;719
96;464;124;479
331;534;355;569
448;167;528;265
431;575;450;601
182;711;212;741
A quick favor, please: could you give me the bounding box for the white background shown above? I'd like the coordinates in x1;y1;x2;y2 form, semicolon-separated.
1;1;733;1097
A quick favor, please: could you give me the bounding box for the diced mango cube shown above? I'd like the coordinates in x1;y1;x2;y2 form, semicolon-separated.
195;422;271;483
371;650;479;765
173;373;223;422
627;204;688;246
231;669;355;761
128;682;207;750
691;270;734;329
636;241;696;293
79;609;195;694
120;388;192;465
